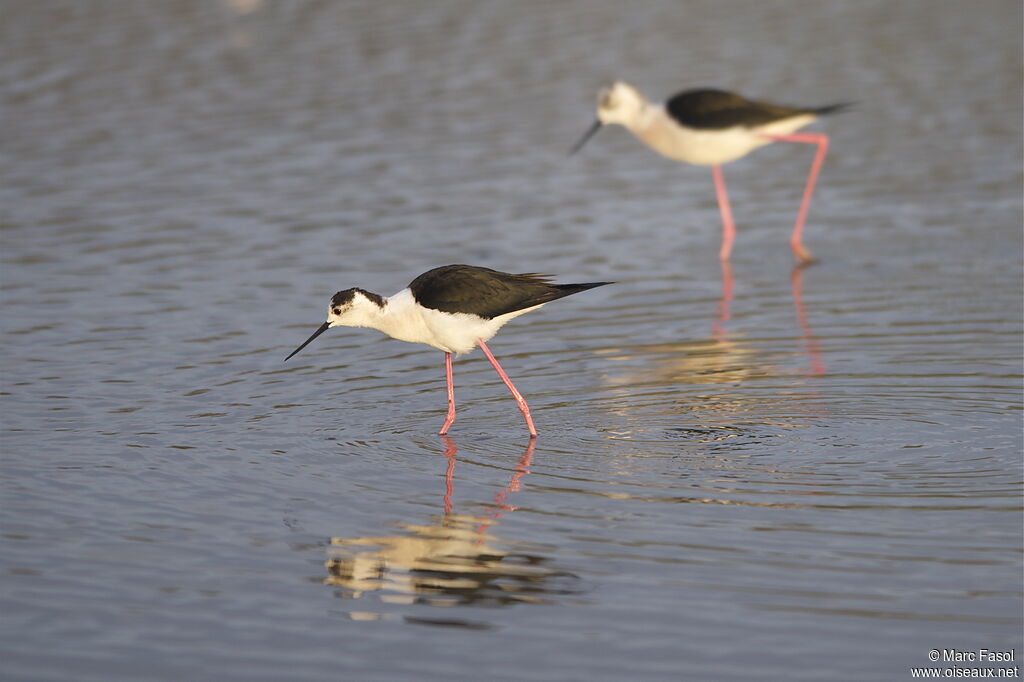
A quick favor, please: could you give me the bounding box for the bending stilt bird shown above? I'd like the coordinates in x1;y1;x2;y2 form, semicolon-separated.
285;264;611;437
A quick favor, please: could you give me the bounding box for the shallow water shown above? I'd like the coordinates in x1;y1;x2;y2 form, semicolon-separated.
2;1;1022;680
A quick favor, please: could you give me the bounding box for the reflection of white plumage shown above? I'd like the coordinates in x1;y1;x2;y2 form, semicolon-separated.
571;82;849;263
325;515;511;600
324;440;564;607
325;515;564;606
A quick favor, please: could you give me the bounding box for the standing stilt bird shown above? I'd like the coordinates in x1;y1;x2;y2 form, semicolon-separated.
570;81;849;263
284;264;611;437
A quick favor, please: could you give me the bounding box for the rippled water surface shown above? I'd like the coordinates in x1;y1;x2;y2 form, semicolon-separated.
2;1;1022;680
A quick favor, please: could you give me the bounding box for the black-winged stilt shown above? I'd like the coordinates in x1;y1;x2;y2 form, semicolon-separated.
285;264;611;437
570;81;849;264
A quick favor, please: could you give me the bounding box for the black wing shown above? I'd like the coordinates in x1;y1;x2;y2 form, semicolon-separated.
409;265;610;319
665;88;820;130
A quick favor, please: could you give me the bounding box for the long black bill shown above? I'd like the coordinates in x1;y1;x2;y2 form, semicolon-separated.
284;321;331;361
568;119;603;156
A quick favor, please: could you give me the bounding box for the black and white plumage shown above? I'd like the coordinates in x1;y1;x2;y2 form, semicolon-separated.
570;81;849;263
285;264;611;437
408;265;605;321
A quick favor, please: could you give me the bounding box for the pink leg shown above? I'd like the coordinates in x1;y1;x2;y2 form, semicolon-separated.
712;259;734;339
763;132;830;264
711;165;736;261
477;339;538;438
438;352;456;435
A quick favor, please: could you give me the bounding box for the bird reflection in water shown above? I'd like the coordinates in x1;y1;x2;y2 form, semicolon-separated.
324;438;579;620
597;263;827;432
713;262;825;377
788;265;825;376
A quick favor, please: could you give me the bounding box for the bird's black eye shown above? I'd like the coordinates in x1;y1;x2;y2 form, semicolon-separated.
332;308;341;315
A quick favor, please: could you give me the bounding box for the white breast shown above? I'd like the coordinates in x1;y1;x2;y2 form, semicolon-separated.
633;106;817;166
421;304;544;356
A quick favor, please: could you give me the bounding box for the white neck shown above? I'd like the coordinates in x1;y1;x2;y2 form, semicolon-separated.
373;289;434;345
628;100;662;135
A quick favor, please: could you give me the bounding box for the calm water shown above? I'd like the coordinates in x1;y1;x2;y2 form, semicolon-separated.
2;1;1022;680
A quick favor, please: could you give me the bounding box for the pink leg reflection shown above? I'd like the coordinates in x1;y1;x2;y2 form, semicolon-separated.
712;260;734;339
475;439;536;539
791;265;826;376
435;436;536;535
440;435;457;515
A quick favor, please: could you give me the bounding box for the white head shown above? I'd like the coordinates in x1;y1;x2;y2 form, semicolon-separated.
325;288;386;329
596;81;647;126
284;288;386;361
569;81;649;155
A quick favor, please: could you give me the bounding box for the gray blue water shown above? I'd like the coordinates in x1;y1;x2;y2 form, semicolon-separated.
2;1;1022;680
